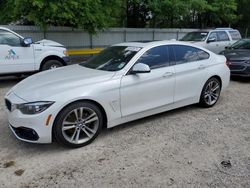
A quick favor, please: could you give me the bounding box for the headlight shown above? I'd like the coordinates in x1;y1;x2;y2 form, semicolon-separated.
245;60;250;64
63;50;69;56
17;101;54;115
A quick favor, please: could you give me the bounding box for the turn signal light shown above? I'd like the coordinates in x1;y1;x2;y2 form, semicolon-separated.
46;114;52;126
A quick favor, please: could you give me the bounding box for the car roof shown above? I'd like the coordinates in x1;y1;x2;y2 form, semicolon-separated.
190;28;239;33
113;40;204;49
0;26;11;31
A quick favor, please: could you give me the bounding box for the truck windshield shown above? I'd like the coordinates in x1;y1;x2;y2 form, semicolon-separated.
180;32;208;41
80;46;141;71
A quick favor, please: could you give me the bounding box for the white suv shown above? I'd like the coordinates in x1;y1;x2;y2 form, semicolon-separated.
0;27;69;75
180;28;242;54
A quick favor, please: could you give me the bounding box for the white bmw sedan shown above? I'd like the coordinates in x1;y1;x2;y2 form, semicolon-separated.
5;41;230;147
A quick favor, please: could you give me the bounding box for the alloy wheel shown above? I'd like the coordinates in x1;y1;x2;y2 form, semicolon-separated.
203;80;221;106
61;107;99;144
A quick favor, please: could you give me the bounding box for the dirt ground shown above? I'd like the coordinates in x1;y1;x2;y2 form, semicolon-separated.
0;76;249;188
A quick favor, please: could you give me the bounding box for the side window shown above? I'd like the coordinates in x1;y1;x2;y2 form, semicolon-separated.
137;45;169;69
173;45;200;64
196;49;210;60
168;46;175;66
0;30;21;46
217;31;230;41
229;31;241;40
208;32;217;41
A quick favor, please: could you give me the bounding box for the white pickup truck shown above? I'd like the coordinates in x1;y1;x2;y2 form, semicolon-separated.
0;27;70;76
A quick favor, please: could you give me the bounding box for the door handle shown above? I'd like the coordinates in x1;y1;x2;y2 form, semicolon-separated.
163;72;174;77
198;65;206;69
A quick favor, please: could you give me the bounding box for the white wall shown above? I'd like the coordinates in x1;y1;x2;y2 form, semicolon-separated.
1;25;198;49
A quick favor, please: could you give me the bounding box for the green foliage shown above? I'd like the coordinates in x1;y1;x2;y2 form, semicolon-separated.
0;0;246;31
0;0;122;33
147;0;238;28
0;0;15;24
237;0;250;27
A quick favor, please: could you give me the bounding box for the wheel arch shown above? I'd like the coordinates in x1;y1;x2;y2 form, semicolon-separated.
198;75;222;106
202;75;222;93
52;99;108;141
40;55;66;71
210;75;222;88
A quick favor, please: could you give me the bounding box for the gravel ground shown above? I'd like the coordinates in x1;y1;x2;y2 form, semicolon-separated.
0;76;249;188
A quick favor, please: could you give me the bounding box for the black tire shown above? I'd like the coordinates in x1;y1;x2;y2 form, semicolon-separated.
41;59;63;71
53;101;103;148
199;77;221;108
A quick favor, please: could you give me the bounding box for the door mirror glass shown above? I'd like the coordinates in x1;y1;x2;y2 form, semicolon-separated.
131;63;151;74
22;37;33;46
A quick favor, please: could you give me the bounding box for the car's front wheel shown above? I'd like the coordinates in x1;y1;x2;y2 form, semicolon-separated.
199;77;221;108
53;101;103;148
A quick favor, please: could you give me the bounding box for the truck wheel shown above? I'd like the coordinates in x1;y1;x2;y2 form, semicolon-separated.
41;60;63;71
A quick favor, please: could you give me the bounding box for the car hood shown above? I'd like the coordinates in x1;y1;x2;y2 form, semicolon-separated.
35;39;64;47
11;65;115;102
221;49;250;60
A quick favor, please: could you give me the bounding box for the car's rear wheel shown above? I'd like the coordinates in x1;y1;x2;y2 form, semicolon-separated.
41;60;63;71
199;77;221;108
53;102;103;148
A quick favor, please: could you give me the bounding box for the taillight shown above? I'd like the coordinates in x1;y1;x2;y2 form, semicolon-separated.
225;59;230;67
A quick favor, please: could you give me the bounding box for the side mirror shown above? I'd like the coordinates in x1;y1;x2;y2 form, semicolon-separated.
22;37;33;47
225;46;231;50
131;63;151;74
207;37;216;43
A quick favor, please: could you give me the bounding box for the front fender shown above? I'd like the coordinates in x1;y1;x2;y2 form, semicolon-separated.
34;48;66;70
47;78;122;129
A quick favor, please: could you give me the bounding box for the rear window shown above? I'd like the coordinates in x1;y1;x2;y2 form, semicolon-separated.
172;45;209;65
229;31;242;40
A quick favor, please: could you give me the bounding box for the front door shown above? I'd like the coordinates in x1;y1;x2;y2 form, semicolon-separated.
0;29;34;74
120;45;175;117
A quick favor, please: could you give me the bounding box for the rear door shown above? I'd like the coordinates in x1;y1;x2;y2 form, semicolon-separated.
171;45;210;103
0;29;35;74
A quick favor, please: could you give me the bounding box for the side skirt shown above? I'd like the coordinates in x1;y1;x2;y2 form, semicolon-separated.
107;97;199;128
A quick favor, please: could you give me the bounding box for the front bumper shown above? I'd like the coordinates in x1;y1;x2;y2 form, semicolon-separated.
62;56;71;65
5;92;61;143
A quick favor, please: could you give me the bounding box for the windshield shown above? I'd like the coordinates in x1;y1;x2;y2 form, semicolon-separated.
231;39;250;50
80;46;141;71
180;32;208;41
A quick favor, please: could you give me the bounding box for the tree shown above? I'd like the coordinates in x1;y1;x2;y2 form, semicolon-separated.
0;0;15;24
0;0;122;33
0;0;242;31
237;0;250;26
148;0;190;28
125;0;151;28
147;0;238;29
